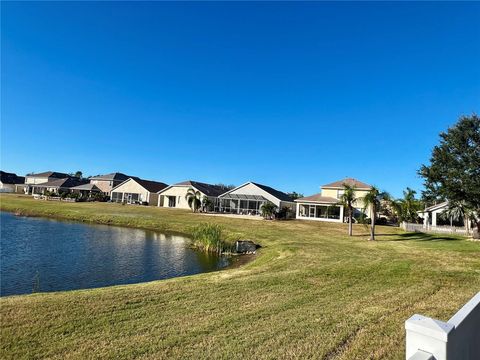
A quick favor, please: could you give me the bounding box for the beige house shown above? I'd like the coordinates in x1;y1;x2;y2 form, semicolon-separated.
24;171;70;194
29;178;88;195
89;172;130;194
216;182;295;216
295;178;372;222
158;180;227;210
110;177;167;205
0;171;25;193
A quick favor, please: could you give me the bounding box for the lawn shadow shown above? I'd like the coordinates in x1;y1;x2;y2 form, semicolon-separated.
382;232;462;242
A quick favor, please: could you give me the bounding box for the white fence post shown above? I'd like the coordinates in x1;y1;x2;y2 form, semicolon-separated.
405;292;480;360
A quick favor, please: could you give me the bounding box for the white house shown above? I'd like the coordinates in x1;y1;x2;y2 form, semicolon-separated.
110;177;167;205
158;180;227;210
295;178;372;222
0;171;25;193
216;182;295;216
418;201;450;227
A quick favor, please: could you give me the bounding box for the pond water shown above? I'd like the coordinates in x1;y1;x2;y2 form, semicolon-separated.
0;212;231;296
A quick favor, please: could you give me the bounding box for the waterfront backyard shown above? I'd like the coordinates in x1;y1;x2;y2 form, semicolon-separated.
1;194;479;359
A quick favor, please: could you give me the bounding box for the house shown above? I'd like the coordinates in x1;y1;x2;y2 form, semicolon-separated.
295;178;372;222
24;171;71;194
0;171;25;193
418;201;450;227
70;183;103;198
88;172;130;194
158;180;227;210
216;182;295;216
110;177;168;205
29;177;89;195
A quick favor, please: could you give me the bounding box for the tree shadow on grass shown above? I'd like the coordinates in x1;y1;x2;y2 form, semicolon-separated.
381;232;462;242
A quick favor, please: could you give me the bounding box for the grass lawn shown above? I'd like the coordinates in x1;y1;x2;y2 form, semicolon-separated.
1;194;479;359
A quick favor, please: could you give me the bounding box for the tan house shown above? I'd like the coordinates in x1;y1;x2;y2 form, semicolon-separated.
158;180;227;210
0;171;25;193
29;177;89;195
295;178;372;222
89;172;130;194
110;177;168;205
216;182;295;216
24;171;72;194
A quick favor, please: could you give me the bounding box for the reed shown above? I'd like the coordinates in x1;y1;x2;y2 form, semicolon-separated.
190;223;234;254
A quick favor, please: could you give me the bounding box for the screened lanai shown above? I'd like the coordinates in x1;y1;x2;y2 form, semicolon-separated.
215;194;269;215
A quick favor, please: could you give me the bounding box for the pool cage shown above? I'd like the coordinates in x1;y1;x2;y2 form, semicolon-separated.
215;194;269;216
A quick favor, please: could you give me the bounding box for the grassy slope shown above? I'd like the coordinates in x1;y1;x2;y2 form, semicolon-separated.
1;194;479;359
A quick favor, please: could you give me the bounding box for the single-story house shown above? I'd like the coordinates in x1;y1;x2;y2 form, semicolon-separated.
0;171;25;193
29;178;89;195
418;201;451;227
296;178;372;222
216;182;295;216
158;180;227;210
110;177;168;205
24;171;71;194
88;172;130;194
70;183;103;198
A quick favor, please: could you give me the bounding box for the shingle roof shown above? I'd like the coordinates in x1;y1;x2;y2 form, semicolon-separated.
174;180;228;197
26;171;70;179
0;171;25;184
295;193;339;204
70;183;102;191
32;178;89;188
250;182;294;202
322;178;372;190
89;172;130;181
131;177;168;193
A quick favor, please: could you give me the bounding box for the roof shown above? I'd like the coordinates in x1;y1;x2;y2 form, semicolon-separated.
322;178;372;190
220;194;268;201
219;182;294;202
112;177;168;193
25;171;70;179
0;171;25;184
70;183;102;191
422;201;449;212
32;178;89;189
295;194;339;204
167;180;228;197
89;172;130;181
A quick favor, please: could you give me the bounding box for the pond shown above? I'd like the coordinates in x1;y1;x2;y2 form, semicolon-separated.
0;212;231;296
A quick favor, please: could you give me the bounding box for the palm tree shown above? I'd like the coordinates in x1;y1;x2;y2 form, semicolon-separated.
362;186;390;241
390;188;422;224
339;184;357;236
260;202;277;220
444;201;474;234
202;197;213;212
185;188;202;212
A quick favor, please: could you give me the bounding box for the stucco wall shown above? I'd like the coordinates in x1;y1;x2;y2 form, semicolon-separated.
25;177;50;185
90;179;113;194
158;186;192;209
111;179;149;203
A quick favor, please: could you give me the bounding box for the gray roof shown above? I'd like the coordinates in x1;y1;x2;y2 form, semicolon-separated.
32;178;88;189
89;172;130;181
0;171;25;184
70;183;102;191
129;177;168;193
173;180;228;197
25;171;70;179
220;182;294;203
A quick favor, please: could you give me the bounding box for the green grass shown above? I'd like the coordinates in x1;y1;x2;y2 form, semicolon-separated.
1;194;479;359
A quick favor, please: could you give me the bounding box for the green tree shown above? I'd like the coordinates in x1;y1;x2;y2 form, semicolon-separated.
287;192;304;200
202;197;213;212
260;202;277;220
418;114;480;233
339;184;357;236
74;171;83;179
444;200;475;233
391;188;422;223
185;188;202;212
362;187;390;241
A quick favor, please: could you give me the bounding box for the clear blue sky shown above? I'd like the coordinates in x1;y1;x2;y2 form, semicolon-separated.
2;2;479;198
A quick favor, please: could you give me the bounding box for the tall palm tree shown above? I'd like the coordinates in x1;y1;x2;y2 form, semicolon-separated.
339;184;357;236
444;200;474;233
390;188;422;224
362;186;390;241
185;188;202;212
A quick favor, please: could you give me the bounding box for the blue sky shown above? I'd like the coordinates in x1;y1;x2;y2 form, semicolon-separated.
2;2;479;198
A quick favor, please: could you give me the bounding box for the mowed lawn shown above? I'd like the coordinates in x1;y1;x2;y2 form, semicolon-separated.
1;194;479;359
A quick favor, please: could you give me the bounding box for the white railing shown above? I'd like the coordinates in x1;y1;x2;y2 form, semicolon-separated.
405;292;480;360
402;222;471;235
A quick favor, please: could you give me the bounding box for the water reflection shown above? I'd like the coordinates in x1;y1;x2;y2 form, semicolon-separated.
0;212;230;296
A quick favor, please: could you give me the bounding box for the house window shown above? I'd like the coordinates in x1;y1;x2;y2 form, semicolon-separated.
169;196;176;207
337;190;344;199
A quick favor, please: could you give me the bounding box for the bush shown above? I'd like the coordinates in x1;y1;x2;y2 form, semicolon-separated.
190;223;234;254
